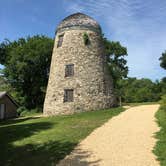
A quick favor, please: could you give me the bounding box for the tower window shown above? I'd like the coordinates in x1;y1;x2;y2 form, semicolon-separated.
64;89;74;102
65;64;74;77
57;34;64;47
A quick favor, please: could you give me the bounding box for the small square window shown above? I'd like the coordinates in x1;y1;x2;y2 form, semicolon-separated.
64;89;74;102
57;34;64;48
65;64;74;77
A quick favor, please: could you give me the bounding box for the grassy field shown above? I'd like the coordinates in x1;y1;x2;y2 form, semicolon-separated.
153;108;166;166
0;107;124;166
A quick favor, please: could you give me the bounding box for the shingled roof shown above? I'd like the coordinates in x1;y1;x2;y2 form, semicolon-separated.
0;91;19;107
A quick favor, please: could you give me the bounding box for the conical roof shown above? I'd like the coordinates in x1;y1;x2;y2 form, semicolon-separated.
56;13;101;33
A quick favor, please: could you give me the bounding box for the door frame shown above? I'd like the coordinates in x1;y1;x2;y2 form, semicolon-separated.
0;104;5;119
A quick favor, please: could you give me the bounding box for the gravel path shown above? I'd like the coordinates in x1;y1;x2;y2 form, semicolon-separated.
58;105;160;166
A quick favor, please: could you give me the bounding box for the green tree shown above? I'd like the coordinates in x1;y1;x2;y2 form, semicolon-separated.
103;37;128;104
118;78;161;103
0;35;54;109
159;77;166;95
103;37;128;87
159;51;166;69
0;76;11;92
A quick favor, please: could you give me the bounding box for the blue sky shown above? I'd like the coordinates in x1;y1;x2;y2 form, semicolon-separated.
0;0;166;80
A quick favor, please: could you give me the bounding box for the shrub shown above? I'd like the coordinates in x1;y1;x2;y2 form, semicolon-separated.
83;32;90;45
154;96;166;165
17;106;27;115
160;95;166;112
17;107;42;117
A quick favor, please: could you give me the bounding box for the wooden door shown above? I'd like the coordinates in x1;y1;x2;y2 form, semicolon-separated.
0;104;5;119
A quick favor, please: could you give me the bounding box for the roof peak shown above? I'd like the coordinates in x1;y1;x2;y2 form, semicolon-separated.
0;91;7;99
64;12;91;18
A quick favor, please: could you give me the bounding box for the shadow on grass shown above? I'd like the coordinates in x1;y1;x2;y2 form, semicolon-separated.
0;117;41;126
5;141;77;166
0;120;77;166
0;118;100;166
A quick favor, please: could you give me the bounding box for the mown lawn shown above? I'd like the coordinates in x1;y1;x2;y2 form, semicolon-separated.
0;107;124;166
153;108;166;166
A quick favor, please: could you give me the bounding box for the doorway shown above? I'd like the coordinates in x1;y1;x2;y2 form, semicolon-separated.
0;104;5;119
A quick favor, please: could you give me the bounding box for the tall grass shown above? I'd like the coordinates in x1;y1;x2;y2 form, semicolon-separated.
153;95;166;166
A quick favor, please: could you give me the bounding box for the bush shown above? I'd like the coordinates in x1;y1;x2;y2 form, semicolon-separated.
83;32;90;45
17;106;27;115
154;95;166;166
17;107;42;117
160;95;166;112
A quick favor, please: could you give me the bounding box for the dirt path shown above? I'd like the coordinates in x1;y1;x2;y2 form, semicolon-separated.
58;105;160;166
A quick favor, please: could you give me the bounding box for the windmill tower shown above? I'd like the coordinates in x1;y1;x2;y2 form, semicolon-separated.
43;13;115;116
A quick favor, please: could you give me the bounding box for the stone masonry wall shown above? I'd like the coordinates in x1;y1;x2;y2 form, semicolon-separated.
43;28;115;116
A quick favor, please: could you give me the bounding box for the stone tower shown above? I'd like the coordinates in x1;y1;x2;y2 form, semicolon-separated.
43;13;115;116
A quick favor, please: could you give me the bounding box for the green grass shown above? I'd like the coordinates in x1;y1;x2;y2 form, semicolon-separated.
0;107;124;166
153;108;166;166
123;101;159;107
20;111;42;117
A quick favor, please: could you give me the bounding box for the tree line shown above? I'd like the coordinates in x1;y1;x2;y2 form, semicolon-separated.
0;35;165;111
118;77;166;103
